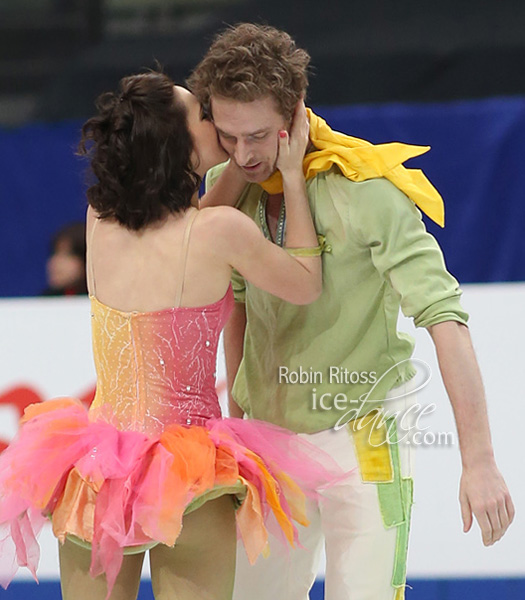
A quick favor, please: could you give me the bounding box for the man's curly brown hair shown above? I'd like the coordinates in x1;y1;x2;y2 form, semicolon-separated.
79;71;200;231
187;23;310;121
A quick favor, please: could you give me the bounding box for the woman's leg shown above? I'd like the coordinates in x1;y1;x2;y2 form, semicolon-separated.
59;538;145;600
149;495;237;600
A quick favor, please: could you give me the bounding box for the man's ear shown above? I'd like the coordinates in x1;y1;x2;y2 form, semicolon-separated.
288;97;306;129
200;102;212;122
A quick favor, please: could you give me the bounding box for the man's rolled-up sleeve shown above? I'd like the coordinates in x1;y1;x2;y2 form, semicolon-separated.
349;178;469;328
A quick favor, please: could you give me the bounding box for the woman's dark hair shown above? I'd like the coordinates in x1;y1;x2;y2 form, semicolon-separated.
79;71;200;230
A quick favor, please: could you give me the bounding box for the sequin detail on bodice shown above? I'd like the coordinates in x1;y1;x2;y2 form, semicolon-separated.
89;285;234;435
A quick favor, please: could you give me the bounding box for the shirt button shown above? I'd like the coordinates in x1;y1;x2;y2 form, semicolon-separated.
205;340;211;347
186;385;191;391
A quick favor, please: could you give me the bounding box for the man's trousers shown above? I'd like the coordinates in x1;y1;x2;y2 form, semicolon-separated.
232;382;416;600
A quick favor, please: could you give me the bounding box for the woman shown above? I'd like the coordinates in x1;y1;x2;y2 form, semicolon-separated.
0;72;331;600
42;222;88;296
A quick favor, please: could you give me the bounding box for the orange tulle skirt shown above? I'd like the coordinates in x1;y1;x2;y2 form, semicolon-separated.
0;398;339;597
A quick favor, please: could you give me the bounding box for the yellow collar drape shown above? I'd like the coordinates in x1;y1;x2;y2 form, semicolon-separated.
260;108;445;227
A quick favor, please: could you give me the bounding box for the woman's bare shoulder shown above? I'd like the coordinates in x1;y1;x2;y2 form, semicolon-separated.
197;205;256;237
195;206;263;265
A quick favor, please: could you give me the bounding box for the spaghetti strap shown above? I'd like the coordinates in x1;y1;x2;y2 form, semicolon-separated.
175;208;199;308
88;216;99;297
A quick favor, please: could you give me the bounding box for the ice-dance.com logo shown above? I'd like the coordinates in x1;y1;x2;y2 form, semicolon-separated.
279;359;456;447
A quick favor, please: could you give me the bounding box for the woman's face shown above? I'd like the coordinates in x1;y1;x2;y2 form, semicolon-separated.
173;86;228;177
47;237;84;290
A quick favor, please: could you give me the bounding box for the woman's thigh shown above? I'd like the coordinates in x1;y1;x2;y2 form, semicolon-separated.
59;538;145;600
149;494;237;600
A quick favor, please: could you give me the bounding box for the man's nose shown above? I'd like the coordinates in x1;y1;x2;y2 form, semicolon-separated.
234;140;252;166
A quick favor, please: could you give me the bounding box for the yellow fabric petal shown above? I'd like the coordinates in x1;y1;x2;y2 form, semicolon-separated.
235;476;269;564
272;470;309;527
52;467;99;544
245;451;296;546
260;109;445;227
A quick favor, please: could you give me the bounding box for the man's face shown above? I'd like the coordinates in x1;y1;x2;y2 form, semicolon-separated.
211;95;288;183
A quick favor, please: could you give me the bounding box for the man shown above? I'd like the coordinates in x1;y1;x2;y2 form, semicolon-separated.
188;23;514;600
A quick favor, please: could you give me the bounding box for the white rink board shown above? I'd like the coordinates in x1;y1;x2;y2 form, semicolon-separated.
0;284;523;581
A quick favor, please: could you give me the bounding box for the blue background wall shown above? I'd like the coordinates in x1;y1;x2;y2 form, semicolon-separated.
2;96;525;297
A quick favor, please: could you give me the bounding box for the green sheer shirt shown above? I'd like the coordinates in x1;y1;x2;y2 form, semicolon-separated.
206;164;468;434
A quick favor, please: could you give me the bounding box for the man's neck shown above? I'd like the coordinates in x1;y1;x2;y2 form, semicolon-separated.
266;192;284;243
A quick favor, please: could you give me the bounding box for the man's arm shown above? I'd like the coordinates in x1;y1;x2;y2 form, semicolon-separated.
427;320;515;545
224;302;247;418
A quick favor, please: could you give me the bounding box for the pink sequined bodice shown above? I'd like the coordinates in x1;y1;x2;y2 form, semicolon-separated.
89;285;234;435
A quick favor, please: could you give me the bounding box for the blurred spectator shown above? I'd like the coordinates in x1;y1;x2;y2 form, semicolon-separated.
42;222;87;296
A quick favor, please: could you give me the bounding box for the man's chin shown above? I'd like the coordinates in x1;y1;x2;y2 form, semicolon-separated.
239;164;276;184
243;173;268;183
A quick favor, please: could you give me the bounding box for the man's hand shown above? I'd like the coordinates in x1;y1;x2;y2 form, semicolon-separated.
428;320;515;545
459;459;515;545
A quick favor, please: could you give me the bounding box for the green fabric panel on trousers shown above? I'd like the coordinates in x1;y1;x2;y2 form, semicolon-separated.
392;477;414;587
377;417;405;528
374;417;414;588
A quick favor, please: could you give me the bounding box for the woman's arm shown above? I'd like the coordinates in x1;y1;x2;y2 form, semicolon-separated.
277;102;320;268
209;206;321;305
209;104;322;305
199;160;247;208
